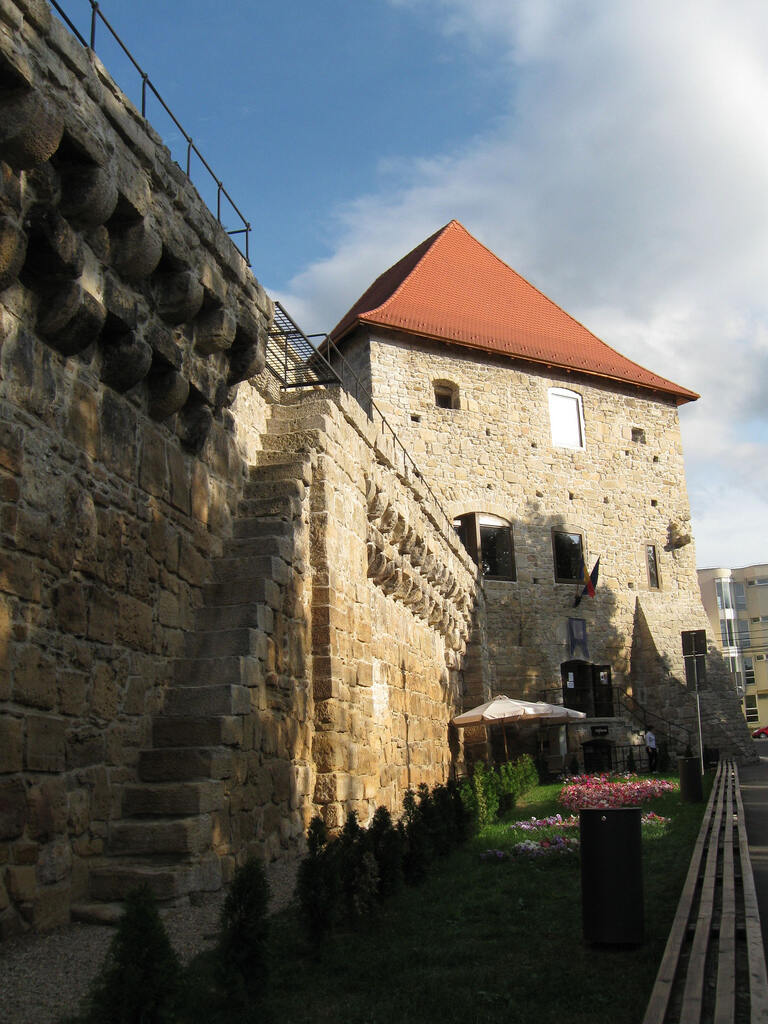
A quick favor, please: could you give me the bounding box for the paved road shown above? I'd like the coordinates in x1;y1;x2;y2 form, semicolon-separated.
740;740;768;960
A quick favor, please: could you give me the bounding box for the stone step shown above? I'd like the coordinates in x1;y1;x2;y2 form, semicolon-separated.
184;626;269;660
195;602;273;633
260;429;326;454
163;684;251;717
138;747;233;783
171;655;264;688
71;902;125;926
212;555;291;585
152;715;243;749
268;401;336;424
89;855;222;902
249;455;313;485
202;577;281;609
224;534;293;560
122;780;226;817
172;656;242;686
238;491;304;520
243;478;305;502
108;816;213;857
232;517;294;540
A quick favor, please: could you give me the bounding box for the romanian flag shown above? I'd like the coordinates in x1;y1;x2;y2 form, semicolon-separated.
574;556;600;607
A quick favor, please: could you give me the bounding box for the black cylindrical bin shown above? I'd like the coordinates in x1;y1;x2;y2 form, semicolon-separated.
678;757;703;802
580;807;643;946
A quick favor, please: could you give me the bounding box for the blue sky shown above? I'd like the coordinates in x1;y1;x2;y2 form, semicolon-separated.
61;0;768;569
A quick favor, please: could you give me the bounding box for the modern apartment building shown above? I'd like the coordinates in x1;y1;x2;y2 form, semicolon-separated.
698;565;768;726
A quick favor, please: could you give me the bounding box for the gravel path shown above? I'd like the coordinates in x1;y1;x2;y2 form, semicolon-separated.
0;860;299;1024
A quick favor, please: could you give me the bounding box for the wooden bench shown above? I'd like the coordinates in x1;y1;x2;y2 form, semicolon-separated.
643;760;768;1024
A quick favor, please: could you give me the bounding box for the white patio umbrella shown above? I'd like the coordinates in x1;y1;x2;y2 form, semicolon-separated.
452;694;586;727
451;694;586;759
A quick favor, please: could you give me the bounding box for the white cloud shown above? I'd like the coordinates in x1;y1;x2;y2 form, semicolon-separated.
275;0;768;567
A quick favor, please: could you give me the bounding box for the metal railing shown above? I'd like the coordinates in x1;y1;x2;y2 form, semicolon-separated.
266;303;461;544
48;1;251;264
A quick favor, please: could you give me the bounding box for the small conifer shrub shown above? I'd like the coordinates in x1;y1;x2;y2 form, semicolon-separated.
69;885;182;1024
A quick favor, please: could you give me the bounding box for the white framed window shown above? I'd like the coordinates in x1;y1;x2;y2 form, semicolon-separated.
548;388;585;449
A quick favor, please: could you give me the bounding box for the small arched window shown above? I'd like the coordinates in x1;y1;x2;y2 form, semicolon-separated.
433;380;459;410
453;512;516;580
548;387;585;449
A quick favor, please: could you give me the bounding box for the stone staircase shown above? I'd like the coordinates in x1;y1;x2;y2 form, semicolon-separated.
72;399;324;921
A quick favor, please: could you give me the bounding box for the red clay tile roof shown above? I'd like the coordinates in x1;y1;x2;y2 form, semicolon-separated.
329;220;698;404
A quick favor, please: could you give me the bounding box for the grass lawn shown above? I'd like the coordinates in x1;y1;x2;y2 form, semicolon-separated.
260;775;711;1024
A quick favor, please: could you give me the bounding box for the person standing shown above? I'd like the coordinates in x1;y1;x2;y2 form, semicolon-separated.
645;727;657;772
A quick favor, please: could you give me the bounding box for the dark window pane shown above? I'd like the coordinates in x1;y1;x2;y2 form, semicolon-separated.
553;531;583;581
480;525;515;580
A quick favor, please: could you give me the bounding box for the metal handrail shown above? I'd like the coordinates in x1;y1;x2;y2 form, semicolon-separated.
48;0;251;265
267;303;461;545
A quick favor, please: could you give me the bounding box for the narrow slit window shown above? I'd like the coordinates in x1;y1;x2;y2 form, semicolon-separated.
646;544;660;589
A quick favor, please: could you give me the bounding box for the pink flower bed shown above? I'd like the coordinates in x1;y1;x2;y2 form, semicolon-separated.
558;773;676;811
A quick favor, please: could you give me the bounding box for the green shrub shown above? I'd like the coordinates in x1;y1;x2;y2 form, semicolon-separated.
69;885;182;1024
401;788;431;884
216;857;269;1003
297;815;340;940
468;762;500;829
338;811;380;922
447;778;473;843
368;805;404;900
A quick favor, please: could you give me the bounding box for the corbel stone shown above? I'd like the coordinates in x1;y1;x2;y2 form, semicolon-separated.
59;163;118;227
153;268;205;326
100;331;152;392
110;216;162;281
379;504;398;535
37;282;105;356
364;474;378;508
0;162;22;211
24;207;83;278
398;525;416;556
409;540;426;567
368;488;388;520
177;399;213;454
390;513;407;544
374;557;397;588
0;210;27;290
391;570;414;602
0;88;64;170
228;335;266;385
148;367;190;420
194;304;237;355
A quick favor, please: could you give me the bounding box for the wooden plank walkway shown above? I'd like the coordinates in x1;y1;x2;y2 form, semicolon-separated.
643;760;768;1024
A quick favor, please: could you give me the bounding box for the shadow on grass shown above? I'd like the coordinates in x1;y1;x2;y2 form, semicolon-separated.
254;775;711;1024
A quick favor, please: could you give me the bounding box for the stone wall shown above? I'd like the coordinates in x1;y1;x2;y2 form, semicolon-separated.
272;388;485;829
